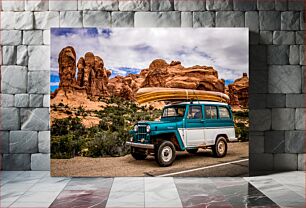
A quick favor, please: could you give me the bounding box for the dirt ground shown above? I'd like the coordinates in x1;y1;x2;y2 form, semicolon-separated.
51;142;248;177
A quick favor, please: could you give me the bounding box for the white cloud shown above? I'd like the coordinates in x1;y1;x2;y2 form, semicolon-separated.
51;28;248;81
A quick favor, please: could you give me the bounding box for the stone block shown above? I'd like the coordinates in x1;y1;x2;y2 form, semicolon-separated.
249;109;271;131
245;11;259;32
43;30;50;45
268;65;302;93
21;108;49;131
25;0;49;11
267;45;289;64
1;66;27;94
17;45;28;66
275;0;287;11
0;94;14;107
1;12;15;29
0;108;20;130
181;12;192;27
260;31;272;44
43;95;50;107
249;134;264;153
250;45;267;68
274;153;298;170
135;12;181;27
174;0;205;11
2;1;24;11
288;0;304;11
298;154;305;170
295;108;305;130
216;11;244;27
286;94;304;108
3;154;31;170
281;11;300;30
10;131;38;153
0;131;9;154
151;0;173;11
119;0;150;11
49;0;77;10
60;11;83;27
300;45;304;65
249;153;273;171
302;66;305;93
14;11;34;30
31;153;50;170
233;0;256;10
193;12;215;27
273;31;295;45
29;94;44;107
257;0;274;10
1;30;22;45
285;130;305;153
296;31;304;44
15;94;29;107
249;70;268;94
112;12;134;27
28;71;50;94
38;131;50;153
78;0;119;10
28;46;50;71
206;0;233;10
34;11;60;29
264;131;285;153
259;11;281;30
300;12;304;30
271;108;295;130
289;45;300;64
266;94;286;108
83;11;111;27
248;93;266;109
2;46;17;65
23;30;43;45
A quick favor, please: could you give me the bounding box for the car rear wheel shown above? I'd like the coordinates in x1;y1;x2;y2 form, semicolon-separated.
212;136;227;158
131;148;147;160
155;141;176;167
186;148;198;154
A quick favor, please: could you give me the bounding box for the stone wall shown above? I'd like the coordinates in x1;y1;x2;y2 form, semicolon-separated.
0;0;304;174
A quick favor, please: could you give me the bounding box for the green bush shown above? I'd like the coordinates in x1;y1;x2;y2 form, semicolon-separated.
51;134;84;159
235;122;249;142
51;117;85;136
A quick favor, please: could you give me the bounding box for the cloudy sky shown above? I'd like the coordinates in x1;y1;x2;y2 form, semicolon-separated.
51;28;248;92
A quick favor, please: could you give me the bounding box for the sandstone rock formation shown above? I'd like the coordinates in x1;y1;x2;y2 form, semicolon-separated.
228;73;249;108
58;46;77;88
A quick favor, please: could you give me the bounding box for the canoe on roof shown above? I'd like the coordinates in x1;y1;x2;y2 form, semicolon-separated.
135;87;230;104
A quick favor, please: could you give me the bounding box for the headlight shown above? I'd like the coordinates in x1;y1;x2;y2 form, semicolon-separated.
146;125;151;133
134;125;138;132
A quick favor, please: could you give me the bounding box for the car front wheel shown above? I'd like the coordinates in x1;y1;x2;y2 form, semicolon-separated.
155;141;176;167
212;136;227;158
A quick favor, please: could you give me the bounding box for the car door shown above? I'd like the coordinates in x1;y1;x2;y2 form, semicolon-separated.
203;105;219;145
184;105;205;146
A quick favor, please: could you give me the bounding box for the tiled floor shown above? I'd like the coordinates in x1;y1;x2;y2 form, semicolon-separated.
1;171;304;208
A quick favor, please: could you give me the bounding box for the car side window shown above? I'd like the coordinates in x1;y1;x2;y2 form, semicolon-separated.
187;105;203;119
219;106;231;119
205;106;218;119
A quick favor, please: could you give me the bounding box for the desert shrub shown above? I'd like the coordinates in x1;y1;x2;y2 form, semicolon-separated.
51;117;85;136
235;122;249;142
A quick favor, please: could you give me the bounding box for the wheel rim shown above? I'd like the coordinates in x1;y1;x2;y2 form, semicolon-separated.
217;140;225;155
161;146;172;162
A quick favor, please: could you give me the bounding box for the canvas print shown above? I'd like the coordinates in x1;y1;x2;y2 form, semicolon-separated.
50;28;249;176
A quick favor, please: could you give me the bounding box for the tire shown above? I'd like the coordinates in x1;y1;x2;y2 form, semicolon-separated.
212;136;227;158
131;148;147;160
155;141;176;167
186;148;198;154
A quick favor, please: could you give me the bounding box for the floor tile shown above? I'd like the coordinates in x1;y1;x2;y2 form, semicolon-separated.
65;177;113;191
106;191;144;208
111;177;144;192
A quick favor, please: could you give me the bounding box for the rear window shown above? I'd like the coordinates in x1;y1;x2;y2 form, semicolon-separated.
205;106;218;119
219;106;231;119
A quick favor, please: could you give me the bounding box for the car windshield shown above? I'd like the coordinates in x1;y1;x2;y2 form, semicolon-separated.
162;106;186;118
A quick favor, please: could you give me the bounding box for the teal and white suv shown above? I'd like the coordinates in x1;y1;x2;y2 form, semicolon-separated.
126;101;237;167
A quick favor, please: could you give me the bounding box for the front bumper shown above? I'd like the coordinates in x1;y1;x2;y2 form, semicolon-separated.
126;141;154;149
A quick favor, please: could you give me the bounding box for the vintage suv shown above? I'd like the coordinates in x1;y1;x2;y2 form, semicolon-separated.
126;101;237;167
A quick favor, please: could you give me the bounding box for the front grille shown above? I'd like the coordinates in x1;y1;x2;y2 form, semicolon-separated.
137;125;147;141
